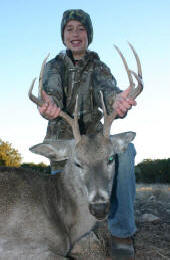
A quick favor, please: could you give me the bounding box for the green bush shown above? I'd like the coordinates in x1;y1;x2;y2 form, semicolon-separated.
135;158;170;183
21;162;50;175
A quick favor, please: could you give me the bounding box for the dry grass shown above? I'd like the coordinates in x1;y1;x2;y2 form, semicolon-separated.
136;184;170;202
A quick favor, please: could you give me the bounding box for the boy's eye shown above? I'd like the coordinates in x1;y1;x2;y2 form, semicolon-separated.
107;155;115;165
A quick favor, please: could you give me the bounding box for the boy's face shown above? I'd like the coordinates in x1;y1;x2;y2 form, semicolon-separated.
64;20;88;59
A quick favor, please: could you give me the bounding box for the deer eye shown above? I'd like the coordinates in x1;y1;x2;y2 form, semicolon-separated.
74;161;83;169
107;155;115;165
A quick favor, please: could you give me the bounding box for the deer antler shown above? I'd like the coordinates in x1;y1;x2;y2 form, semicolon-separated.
28;55;81;143
100;91;117;138
102;43;143;138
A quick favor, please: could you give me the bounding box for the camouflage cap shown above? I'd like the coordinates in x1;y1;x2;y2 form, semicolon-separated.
61;9;93;45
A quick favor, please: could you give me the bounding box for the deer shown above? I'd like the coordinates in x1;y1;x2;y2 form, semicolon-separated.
0;43;143;259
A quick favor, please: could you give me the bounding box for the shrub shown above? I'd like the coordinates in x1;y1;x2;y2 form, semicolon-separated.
135;158;170;183
0;139;22;167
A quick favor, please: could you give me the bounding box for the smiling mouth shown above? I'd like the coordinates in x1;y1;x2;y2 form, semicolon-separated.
71;40;82;46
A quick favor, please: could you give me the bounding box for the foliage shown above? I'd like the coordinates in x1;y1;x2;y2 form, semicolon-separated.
0;139;22;167
135;158;170;183
21;162;50;175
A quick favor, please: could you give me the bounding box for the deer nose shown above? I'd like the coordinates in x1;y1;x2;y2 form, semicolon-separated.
89;202;110;220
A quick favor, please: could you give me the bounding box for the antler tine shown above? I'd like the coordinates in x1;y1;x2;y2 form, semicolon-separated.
28;77;44;106
73;95;81;142
39;53;50;99
60;96;81;143
127;42;143;99
114;44;134;88
100;91;107;119
100;91;117;138
28;53;50;107
128;42;142;78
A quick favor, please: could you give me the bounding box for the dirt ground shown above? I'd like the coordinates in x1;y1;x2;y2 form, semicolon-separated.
134;221;170;259
93;184;170;259
134;184;170;259
51;184;170;259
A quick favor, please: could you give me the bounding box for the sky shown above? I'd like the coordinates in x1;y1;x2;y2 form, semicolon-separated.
1;0;170;165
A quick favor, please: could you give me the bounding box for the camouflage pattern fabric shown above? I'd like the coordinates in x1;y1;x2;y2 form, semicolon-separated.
61;9;93;45
43;50;121;142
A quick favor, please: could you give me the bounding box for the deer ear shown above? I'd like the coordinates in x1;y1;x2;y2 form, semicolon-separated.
110;131;136;154
29;140;75;161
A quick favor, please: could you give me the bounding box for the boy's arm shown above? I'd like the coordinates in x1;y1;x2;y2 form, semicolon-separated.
37;59;63;120
43;59;64;109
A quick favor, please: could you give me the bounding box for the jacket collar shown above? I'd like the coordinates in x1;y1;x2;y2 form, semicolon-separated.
58;49;100;67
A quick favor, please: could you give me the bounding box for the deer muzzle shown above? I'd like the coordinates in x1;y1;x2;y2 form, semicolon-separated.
89;202;110;220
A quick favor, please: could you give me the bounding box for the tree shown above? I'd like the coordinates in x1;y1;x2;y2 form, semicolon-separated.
0;139;22;167
135;158;170;183
21;162;50;175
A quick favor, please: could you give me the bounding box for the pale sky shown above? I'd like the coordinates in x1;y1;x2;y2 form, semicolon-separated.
1;0;170;165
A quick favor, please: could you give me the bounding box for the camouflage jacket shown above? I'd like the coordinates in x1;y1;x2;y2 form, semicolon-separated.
43;50;121;140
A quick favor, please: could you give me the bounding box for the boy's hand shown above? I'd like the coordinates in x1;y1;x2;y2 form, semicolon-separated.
113;86;137;118
38;90;60;120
